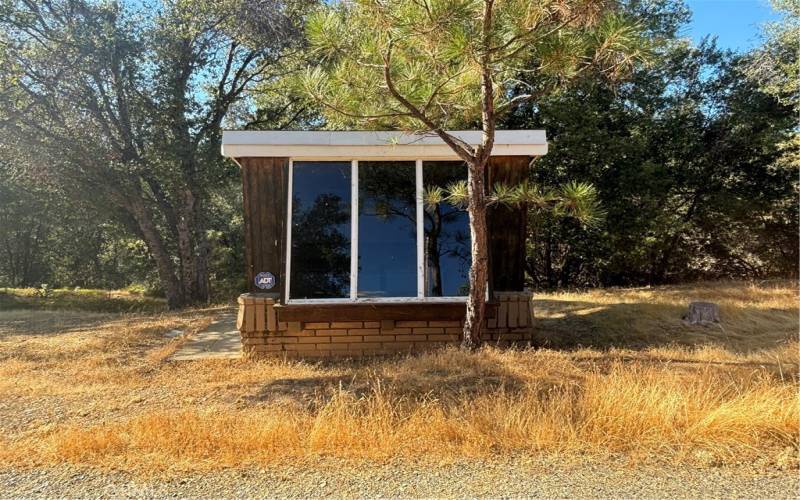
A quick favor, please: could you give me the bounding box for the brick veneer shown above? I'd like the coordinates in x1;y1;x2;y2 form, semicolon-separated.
237;293;534;359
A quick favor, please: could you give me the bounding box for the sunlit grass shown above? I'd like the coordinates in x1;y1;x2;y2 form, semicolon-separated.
0;287;166;313
533;280;798;352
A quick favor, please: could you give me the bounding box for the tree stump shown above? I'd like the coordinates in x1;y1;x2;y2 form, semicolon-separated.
683;301;721;325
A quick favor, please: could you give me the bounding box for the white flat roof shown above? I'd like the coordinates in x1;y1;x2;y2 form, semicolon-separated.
221;130;547;159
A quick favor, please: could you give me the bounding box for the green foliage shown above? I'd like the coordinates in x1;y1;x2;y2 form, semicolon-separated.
428;178;604;226
0;0;308;307
507;30;798;287
743;0;800;108
553;181;605;227
489;182;517;206
423;185;446;210
302;0;652;130
0;160;154;289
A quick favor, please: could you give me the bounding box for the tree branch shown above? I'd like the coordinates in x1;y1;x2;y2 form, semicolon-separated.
381;40;475;162
478;0;495;166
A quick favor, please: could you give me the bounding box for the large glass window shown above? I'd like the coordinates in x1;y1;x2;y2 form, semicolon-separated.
287;159;471;301
358;161;417;297
423;161;471;296
289;161;351;299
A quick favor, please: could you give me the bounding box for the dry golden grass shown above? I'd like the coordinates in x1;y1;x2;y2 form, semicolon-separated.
0;287;166;313
533;280;797;354
0;280;797;473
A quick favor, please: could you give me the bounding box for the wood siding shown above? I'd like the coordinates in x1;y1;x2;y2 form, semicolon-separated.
240;157;288;296
487;156;530;292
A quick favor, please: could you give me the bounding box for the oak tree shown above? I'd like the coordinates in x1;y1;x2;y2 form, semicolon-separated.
0;0;308;307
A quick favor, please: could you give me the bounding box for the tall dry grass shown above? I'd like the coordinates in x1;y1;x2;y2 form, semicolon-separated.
0;281;797;473
14;351;796;471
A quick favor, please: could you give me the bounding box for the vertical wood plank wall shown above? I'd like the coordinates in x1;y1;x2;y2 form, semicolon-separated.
239;157;288;297
487;156;530;292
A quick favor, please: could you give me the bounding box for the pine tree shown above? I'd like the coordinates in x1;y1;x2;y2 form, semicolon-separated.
303;0;650;348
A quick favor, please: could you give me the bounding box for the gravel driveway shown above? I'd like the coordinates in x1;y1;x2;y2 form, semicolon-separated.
1;458;797;498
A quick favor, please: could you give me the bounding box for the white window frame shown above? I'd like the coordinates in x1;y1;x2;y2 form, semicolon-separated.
285;157;471;304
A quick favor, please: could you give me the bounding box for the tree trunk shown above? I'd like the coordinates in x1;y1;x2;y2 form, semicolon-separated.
462;159;489;350
193;232;211;302
461;0;494;349
176;189;197;302
176;187;211;305
191;188;211;303
544;228;555;288
127;197;183;309
185;195;211;304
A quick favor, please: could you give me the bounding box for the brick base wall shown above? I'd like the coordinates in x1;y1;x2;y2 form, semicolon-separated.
237;294;534;359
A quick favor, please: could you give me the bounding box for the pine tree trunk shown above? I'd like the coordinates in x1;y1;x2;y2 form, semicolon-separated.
462;159;489;350
462;0;495;349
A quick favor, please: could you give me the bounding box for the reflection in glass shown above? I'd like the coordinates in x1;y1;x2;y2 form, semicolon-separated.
358;161;417;297
289;161;351;299
423;161;470;296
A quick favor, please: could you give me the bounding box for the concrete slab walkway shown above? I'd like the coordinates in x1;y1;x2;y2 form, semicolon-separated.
171;312;241;360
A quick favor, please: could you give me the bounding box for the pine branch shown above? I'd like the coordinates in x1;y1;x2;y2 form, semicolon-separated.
381;39;476;163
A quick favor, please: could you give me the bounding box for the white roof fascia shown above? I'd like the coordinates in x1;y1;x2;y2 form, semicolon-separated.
221;130;548;158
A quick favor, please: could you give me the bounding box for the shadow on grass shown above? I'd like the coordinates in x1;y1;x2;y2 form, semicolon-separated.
249;375;370;407
532;298;797;355
0;309;115;337
250;351;530;407
0;289;167;339
0;288;166;314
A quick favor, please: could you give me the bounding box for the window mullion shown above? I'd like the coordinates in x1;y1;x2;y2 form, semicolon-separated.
350;159;359;300
416;159;424;298
285;159;294;303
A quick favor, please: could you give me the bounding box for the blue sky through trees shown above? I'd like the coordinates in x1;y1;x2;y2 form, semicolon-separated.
685;0;781;51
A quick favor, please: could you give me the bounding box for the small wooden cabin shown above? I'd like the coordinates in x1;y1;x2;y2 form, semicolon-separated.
222;130;547;358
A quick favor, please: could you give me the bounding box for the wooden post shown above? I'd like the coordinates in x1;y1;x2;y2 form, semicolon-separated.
487;156;529;293
239;157;289;298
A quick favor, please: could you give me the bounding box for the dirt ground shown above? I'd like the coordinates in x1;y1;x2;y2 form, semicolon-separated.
1;458;799;499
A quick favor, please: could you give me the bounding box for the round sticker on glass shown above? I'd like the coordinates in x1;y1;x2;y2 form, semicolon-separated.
254;272;276;290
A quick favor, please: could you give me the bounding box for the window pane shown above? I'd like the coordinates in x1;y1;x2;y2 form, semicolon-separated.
290;161;351;299
423;161;470;296
358;161;417;298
